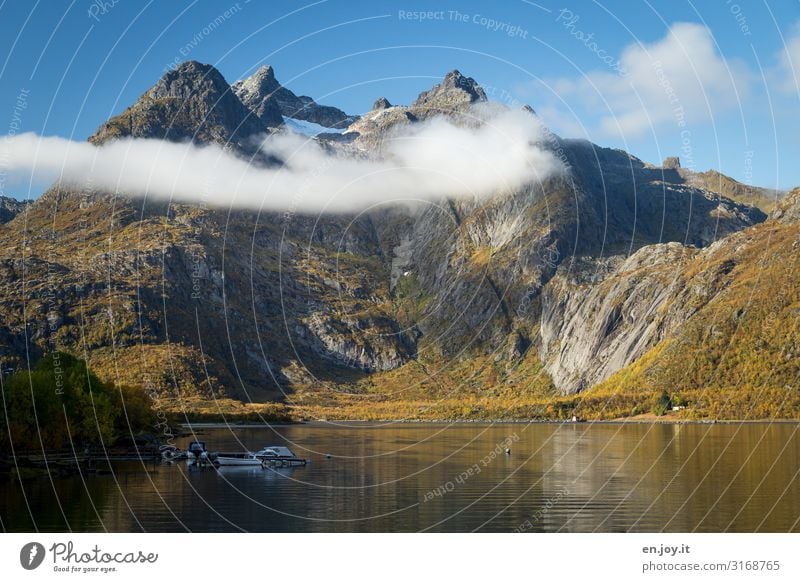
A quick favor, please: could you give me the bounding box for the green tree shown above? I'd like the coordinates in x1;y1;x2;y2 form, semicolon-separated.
0;352;155;450
651;390;673;417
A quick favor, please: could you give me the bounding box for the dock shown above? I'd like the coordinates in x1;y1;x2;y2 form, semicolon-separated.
260;457;307;467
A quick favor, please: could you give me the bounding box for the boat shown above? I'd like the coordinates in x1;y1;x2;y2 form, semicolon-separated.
185;441;210;464
254;446;297;460
254;445;307;467
214;452;263;467
185;443;308;468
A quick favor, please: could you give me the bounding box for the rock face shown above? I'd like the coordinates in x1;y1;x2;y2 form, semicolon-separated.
232;65;357;129
0;63;787;404
225;65;284;127
372;97;391;110
680;167;779;211
771;188;800;222
0;196;27;224
540;244;699;392
91;61;269;151
343;104;417;149
412;70;486;117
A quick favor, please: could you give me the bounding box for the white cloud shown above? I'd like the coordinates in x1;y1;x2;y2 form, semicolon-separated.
542;22;750;139
0;108;564;213
776;22;800;94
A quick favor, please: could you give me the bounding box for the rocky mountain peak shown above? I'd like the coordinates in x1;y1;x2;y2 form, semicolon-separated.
149;61;228;100
90;60;270;148
229;65;284;127
233;65;356;129
442;69;486;98
771;187;800;222
413;69;487;111
0;195;28;224
372;97;392;110
253;64;276;82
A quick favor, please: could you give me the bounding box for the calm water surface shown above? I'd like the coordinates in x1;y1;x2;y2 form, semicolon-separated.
1;422;798;532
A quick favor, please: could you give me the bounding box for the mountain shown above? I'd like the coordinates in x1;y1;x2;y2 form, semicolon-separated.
0;61;794;420
661;156;780;212
411;69;487;117
345;70;490;145
90;61;270;152
580;189;800;418
0;196;27;224
232;65;357;129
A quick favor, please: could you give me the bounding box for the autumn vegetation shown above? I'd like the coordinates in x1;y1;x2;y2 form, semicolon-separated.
0;352;157;450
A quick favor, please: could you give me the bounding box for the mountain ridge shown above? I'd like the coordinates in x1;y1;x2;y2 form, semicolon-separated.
232;64;357;129
0;61;795;420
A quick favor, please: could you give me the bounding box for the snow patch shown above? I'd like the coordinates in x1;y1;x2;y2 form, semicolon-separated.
282;116;347;136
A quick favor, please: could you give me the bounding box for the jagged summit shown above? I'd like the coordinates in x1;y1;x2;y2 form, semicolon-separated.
345;71;491;140
412;69;487;116
0;195;28;224
441;69;487;99
252;64;276;82
233;65;356;129
90;60;269;149
372;97;392;110
150;61;227;100
228;65;284;127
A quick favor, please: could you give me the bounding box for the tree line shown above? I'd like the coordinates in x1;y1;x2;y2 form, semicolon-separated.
0;352;157;450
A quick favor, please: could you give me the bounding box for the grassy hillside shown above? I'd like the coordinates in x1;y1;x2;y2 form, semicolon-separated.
585;216;800;420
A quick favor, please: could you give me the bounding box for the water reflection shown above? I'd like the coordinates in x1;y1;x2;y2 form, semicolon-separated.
1;423;797;532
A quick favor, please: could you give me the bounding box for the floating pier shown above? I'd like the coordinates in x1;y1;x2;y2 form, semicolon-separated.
260;457;307;468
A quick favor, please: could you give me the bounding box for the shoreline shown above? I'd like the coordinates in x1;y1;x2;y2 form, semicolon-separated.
180;418;800;428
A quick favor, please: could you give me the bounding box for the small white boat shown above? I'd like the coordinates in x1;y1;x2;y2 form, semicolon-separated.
214;452;263;467
186;444;307;468
254;446;297;460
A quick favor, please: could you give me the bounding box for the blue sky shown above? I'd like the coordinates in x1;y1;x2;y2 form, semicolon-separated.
1;0;798;197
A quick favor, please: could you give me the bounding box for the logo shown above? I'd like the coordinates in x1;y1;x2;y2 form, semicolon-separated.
20;542;46;570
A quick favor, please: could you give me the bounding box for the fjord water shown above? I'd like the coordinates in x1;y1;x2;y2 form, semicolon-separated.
1;423;798;532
